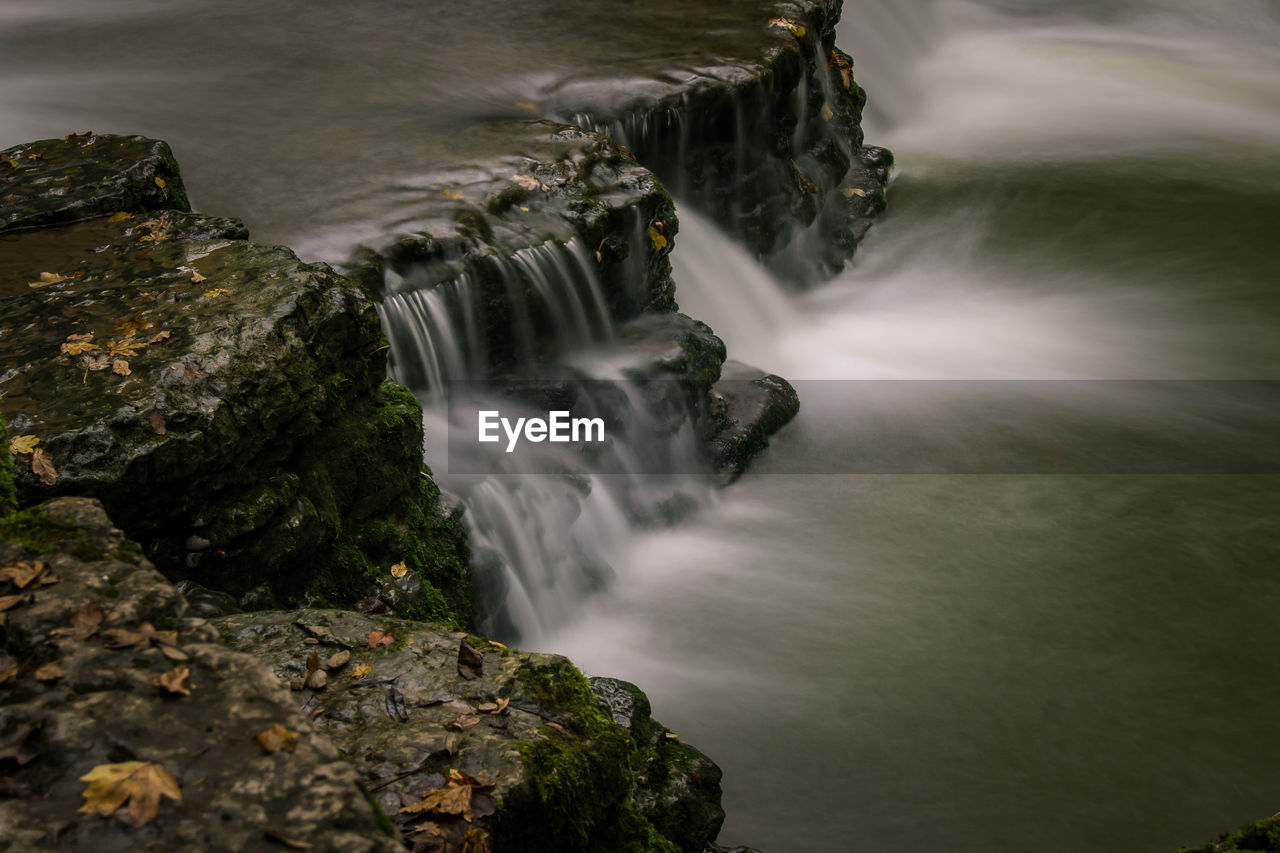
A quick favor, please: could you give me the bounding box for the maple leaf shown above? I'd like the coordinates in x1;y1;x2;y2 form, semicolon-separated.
61;333;98;356
8;435;38;455
78;761;181;827
255;723;299;754
350;663;372;679
112;360;132;377
113;313;152;336
153;665;191;696
28;272;68;288
400;769;496;822
366;630;394;649
31;448;56;486
390;560;408;579
107;336;142;358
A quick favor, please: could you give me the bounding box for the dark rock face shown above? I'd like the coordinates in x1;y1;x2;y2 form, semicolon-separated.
1178;815;1280;852
216;612;727;853
1;135;470;619
702;361;801;482
0;498;400;853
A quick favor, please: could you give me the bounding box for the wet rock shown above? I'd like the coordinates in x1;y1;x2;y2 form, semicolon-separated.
216;610;728;853
702;361;801;482
1177;814;1280;852
0;498;399;853
0;136;470;619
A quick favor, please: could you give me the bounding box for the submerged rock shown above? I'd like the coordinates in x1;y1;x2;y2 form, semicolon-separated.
0;135;470;619
0;498;400;852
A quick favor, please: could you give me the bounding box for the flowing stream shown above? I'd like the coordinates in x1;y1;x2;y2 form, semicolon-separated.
5;1;1280;851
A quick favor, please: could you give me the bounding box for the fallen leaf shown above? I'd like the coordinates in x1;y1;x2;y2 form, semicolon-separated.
107;212;132;223
366;630;394;649
153;665;191;696
305;651;320;675
841;187;868;198
113;313;151;336
149;410;167;435
134;248;155;261
154;177;167;189
486;640;507;649
8;435;38;455
112;359;132;376
263;827;313;849
350;663;372;679
546;722;570;735
78;761;181;827
0;155;15;169
103;622;187;659
821;105;835;122
203;288;228;298
648;222;668;252
0;663;18;686
442;189;464;201
255;723;299;754
767;16;807;37
28;272;69;288
448;714;481;731
390;560;408;579
31;448;57;485
457;641;483;681
26;153;42;161
107;336;142;358
0;561;46;589
400;782;474;819
325;650;350;670
61;333;99;356
187;268;206;283
148;330;172;345
0;594;23;611
49;601;104;640
84;354;111;372
511;173;548;192
35;661;67;682
136;290;162;303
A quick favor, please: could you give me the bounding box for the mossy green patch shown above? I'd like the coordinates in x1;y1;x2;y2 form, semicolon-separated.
0;417;17;517
0;505;76;554
1179;815;1280;853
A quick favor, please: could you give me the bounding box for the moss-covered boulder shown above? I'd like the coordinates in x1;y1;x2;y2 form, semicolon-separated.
1;135;469;618
0;498;401;852
1179;814;1280;852
215;609;728;853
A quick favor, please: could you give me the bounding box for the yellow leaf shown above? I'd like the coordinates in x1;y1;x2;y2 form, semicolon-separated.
350;663;372;679
154;177;166;189
78;761;181;826
61;333;99;356
107;212;131;223
8;435;38;455
390;560;408;579
28;271;68;288
840;187;868;198
112;359;132;377
648;225;668;252
107;336;142;358
31;448;57;485
152;665;191;696
203;288;228;298
255;723;299;754
820;105;835;122
768;17;807;37
442;189;464;201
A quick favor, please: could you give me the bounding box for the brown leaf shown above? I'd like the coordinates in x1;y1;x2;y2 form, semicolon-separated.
841;187;868;198
0;594;24;612
0;561;46;589
153;665;191;696
366;630;394;649
113;313;152;336
400;782;473;819
325;650;350;671
136;290;162;303
0;663;19;685
188;269;206;284
305;651;320;675
350;663;372;679
457;640;483;681
35;661;67;682
263;827;313;849
486;640;507;649
134;248;155;261
441;189;464;201
148;330;172;345
49;601;104;640
64;131;93;140
150;410;167;435
255;723;300;754
84;354;111;372
28;272;68;288
448;714;482;731
103;627;150;650
767;16;807;37
60;332;98;356
511;173;548;192
78;761;181;827
112;359;132;377
107;336;142;358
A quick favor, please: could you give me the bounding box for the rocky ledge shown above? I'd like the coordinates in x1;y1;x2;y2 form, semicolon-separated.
1;498;724;852
1;134;470;619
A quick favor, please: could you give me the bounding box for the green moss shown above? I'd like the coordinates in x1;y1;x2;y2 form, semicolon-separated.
0;506;75;554
0;417;16;516
1179;815;1280;853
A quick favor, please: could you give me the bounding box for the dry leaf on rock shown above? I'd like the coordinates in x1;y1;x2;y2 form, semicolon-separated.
486;640;506;649
84;354;111;372
441;189;464;201
148;330;172;345
390;560;408;579
49;601;104;641
841;187;867;198
767;16;807;37
113;313;151;336
154;177;167;189
350;663;372;679
112;359;131;377
0;662;18;686
1;561;46;589
511;173;548;192
35;661;66;682
188;269;206;284
255;723;300;754
366;630;394;649
448;715;481;732
263;827;313;849
0;594;24;612
153;665;191;696
8;435;38;455
78;761;181;827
